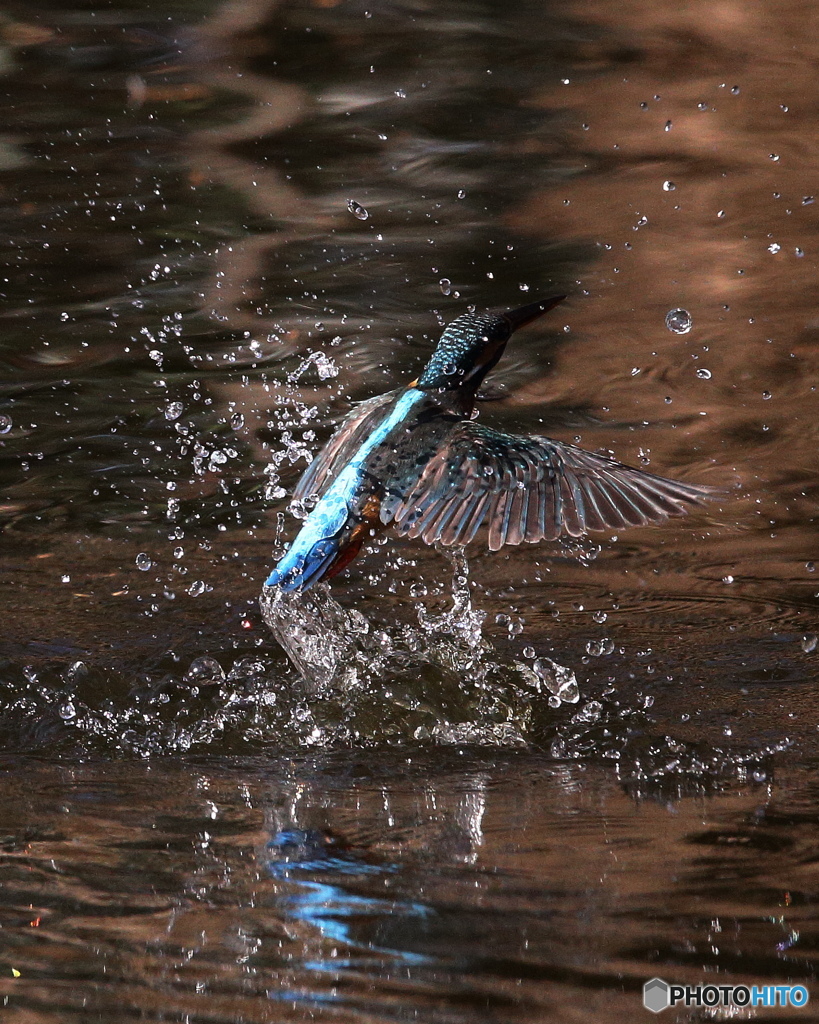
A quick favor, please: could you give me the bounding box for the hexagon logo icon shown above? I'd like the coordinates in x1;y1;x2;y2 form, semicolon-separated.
643;977;670;1013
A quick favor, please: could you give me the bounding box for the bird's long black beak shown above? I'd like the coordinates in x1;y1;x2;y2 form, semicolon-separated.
501;295;566;333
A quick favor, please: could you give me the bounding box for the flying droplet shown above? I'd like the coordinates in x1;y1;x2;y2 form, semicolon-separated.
230;412;244;430
457;189;466;199
664;120;673;131
662;180;676;191
665;308;692;334
768;242;781;254
184;656;225;686
801;634;817;653
347;199;369;220
59;702;76;721
164;402;184;421
696;367;712;379
188;580;206;597
0;414;12;434
135;552;153;571
439;278;452;296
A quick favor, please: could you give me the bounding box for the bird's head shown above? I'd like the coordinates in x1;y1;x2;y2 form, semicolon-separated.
415;295;566;392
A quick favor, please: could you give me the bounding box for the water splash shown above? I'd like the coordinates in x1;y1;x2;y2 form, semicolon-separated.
260;550;582;747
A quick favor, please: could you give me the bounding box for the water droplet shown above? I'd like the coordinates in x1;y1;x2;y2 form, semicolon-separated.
67;661;88;681
59;702;76;721
188;580;206;597
135;552;153;571
230;412;244;430
664;120;673;131
769;153;780;162
457;189;466;199
61;574;70;583
164;401;184;421
697;101;708;111
803;196;815;205
439;278;452;296
806;561;816;572
523;646;536;659
696;367;712;379
184;656;225;686
409;582;427;598
592;610;608;623
519;283;530;292
795;247;805;258
665;308;692;334
662;180;676;191
722;575;734;584
313;352;338;379
0;414;12;434
731;85;740;95
347;199;369;220
802;634;818;653
762;390;771;400
768;242;781;254
585;638;615;657
532;658;580;703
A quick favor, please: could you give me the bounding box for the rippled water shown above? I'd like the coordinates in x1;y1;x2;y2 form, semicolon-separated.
1;0;818;1018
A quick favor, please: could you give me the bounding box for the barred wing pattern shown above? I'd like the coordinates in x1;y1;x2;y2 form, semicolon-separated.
293;390;400;502
388;422;712;551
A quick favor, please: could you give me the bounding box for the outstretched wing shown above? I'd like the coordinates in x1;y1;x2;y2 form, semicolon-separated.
293;390;400;502
389;422;714;550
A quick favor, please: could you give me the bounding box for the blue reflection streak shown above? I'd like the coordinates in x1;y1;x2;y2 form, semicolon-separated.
264;829;433;976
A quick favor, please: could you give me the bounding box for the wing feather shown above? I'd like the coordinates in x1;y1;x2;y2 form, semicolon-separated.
390;422;714;550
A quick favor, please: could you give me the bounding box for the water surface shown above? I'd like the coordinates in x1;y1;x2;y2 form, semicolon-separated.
0;0;818;1018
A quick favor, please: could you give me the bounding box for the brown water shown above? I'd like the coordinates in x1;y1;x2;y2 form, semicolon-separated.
0;0;818;1019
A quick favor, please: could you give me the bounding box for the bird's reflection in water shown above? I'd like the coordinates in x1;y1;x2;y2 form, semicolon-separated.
264;828;433;976
262;768;490;989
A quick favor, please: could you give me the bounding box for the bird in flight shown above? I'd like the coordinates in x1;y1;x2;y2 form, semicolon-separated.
265;296;711;591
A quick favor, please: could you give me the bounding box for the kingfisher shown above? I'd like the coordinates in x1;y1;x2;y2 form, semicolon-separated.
265;296;711;591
